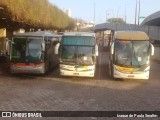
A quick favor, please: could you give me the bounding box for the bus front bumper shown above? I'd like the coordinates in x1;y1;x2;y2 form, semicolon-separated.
113;68;149;80
60;70;95;77
113;65;150;80
60;64;95;77
10;63;45;74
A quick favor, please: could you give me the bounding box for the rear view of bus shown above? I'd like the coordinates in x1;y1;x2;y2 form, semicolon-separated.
59;32;98;77
109;31;154;80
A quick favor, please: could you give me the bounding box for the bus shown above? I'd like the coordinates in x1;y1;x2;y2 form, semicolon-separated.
9;31;61;74
59;32;98;77
109;31;154;80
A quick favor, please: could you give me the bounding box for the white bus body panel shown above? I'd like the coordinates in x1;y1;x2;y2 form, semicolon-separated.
113;65;149;80
60;64;95;77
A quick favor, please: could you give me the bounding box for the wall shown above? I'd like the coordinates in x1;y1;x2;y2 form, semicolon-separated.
151;46;160;61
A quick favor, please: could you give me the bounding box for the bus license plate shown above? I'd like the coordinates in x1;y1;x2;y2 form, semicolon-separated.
73;73;79;75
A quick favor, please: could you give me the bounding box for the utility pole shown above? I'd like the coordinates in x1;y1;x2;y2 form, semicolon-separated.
138;0;141;25
125;4;129;24
106;11;110;22
117;6;121;23
106;10;114;23
135;0;138;25
125;5;126;23
94;3;96;24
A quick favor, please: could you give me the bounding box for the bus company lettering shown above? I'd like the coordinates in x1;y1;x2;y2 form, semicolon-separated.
12;112;42;117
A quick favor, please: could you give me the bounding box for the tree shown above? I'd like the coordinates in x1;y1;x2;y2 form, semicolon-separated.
107;18;125;24
66;18;76;30
0;0;74;30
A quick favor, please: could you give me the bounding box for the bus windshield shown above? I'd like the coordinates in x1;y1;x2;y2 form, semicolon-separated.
114;40;150;67
61;46;95;65
60;36;96;65
11;37;43;62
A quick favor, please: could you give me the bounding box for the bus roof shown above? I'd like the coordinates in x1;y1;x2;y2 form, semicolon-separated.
63;32;95;37
114;31;149;40
13;31;61;37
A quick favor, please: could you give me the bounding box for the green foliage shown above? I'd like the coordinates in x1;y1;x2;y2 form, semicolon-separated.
107;18;125;24
66;18;76;30
0;0;75;29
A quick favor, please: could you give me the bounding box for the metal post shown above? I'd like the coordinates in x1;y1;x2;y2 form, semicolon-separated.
135;0;138;25
106;10;114;23
94;3;96;24
138;0;141;25
117;6;121;23
106;11;110;22
125;5;126;23
106;11;108;22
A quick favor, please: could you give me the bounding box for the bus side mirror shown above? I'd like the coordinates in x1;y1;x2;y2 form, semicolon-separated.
55;43;60;55
150;43;154;56
95;45;98;56
111;43;114;55
42;43;45;51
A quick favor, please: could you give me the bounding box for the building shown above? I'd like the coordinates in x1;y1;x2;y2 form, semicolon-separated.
66;9;71;17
